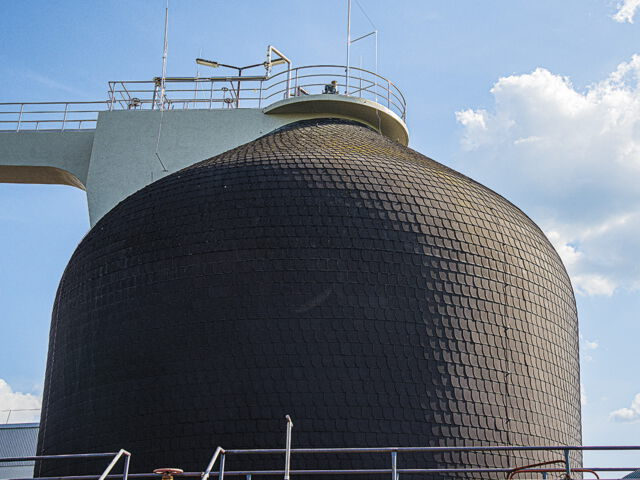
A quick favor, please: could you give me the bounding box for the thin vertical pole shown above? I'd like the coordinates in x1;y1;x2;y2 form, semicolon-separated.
564;449;571;478
109;82;116;111
284;415;293;480
345;0;351;95
17;105;23;132
62;103;68;131
218;453;226;480
236;69;242;108
391;451;397;480
374;31;378;103
122;454;130;480
160;2;169;111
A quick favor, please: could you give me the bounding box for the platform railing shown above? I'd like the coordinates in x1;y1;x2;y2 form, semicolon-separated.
1;445;639;480
197;444;640;480
0;450;131;480
0;65;406;132
0;101;107;132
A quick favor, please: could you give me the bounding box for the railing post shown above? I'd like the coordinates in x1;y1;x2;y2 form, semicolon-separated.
286;69;292;99
387;80;391;108
62;103;69;131
284;415;293;480
564;449;571;478
542;472;548;480
17;105;24;132
109;82;116;111
122;453;130;480
246;475;251;480
218;452;226;480
209;80;214;109
391;451;397;480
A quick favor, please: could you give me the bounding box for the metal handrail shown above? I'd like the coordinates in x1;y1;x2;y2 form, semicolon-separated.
0;450;131;480
0;65;407;132
196;444;639;480
201;447;224;480
1;444;639;480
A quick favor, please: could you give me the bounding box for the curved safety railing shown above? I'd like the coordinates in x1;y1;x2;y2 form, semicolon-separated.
261;65;406;120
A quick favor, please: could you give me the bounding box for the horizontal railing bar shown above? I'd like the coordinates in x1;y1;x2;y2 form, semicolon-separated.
0;453;120;462
7;467;639;480
0;111;101;115
0;118;98;123
0;102;108;106
224;445;640;454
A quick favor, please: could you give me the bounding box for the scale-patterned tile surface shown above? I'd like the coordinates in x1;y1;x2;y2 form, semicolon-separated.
37;119;581;478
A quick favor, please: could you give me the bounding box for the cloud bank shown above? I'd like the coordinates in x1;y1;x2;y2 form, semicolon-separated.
613;0;640;23
610;393;640;422
0;378;41;423
456;55;640;296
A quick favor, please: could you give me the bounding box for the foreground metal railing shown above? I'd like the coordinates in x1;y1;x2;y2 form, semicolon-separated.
0;450;130;480
198;445;639;480
0;65;406;132
1;445;639;480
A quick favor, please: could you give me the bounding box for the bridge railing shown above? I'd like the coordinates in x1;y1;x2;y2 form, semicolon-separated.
0;101;107;132
0;65;406;132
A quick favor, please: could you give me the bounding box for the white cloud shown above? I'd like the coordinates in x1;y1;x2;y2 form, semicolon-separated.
573;274;617;297
584;339;599;350
613;0;640;23
455;55;640;296
610;393;640;422
0;378;41;423
581;383;588;406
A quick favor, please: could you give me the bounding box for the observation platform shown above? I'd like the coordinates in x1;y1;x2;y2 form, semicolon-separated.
0;65;408;225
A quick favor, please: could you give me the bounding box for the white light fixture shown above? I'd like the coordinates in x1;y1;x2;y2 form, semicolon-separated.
196;58;220;68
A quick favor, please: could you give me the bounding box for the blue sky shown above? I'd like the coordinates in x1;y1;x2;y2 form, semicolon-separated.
1;0;640;470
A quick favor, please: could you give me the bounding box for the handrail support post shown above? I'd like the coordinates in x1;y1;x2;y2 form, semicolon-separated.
391;450;398;480
17;105;23;132
284;415;294;480
123;453;131;480
218;452;226;480
62;103;68;131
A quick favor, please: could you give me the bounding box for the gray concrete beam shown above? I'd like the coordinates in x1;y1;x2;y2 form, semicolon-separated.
0;130;94;189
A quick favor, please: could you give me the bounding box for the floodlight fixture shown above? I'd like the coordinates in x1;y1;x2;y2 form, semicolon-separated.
196;58;220;68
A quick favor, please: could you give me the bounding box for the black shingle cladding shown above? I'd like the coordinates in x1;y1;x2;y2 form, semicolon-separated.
36;119;581;478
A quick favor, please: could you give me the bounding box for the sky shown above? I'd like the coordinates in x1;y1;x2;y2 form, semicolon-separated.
1;0;640;471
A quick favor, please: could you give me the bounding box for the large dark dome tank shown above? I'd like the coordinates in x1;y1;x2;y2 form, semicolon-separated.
36;119;581;477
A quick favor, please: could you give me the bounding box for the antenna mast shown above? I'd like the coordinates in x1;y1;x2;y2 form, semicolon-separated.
160;2;169;111
345;0;351;95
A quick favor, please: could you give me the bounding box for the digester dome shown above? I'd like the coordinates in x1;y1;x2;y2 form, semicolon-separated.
37;119;581;477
